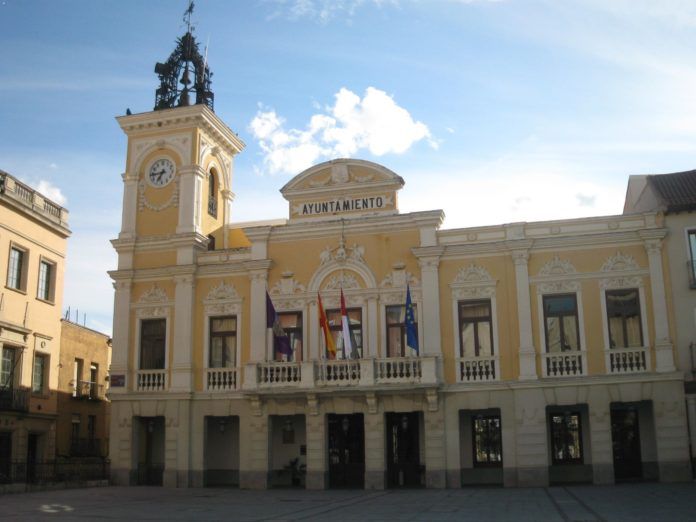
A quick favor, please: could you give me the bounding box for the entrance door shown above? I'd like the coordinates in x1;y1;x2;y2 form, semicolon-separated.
611;407;642;481
137;417;164;486
0;432;11;483
386;412;422;488
328;414;364;488
26;433;38;484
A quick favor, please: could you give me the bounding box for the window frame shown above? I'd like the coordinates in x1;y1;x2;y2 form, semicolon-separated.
458;299;495;358
688;229;696;287
6;243;28;293
541;293;581;353
326;307;363;359
32;352;48;395
207;315;238;368
549;410;584;465
275;311;303;362
1;346;20;388
605;288;644;348
385;303;419;358
138;318;167;370
472;414;503;468
36;257;56;303
207;169;218;218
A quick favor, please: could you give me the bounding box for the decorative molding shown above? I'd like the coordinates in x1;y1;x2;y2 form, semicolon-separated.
452;286;496;299
365;392;377;414
320;241;365;265
323;273;360;290
137;285;169;304
511;250;529;265
599;276;643;290
538;255;576;276
379;268;420;289
206;281;239;301
136;306;170;319
306;393;319;416
452;264;493;285
269;276;306;296
537;280;581;294
138;177;180;212
601;251;640;272
426;389;439;412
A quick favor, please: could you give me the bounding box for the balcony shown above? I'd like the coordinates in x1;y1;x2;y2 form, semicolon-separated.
456;356;498;383
136;370;167;392
0;387;29;412
72;380;105;400
243;357;439;391
206;368;238;391
606;346;649;374
542;351;585;378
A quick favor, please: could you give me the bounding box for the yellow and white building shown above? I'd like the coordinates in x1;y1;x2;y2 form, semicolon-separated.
107;97;693;488
0;170;70;480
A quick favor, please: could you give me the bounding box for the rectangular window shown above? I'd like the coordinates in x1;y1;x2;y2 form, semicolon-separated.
139;318;166;369
550;412;583;464
327;308;363;359
459;300;493;357
543;294;580;353
37;260;54;301
89;363;98;399
32;354;47;394
606;289;643;348
275;312;302;362
386;304;418;357
209;316;236;368
73;358;84;397
1;347;17;387
7;246;26;290
87;415;96;440
472;415;503;467
71;414;81;445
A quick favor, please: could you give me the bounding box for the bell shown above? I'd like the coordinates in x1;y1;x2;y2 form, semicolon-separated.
180;64;191;86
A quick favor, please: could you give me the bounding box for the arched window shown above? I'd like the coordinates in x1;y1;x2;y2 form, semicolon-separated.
208;169;217;217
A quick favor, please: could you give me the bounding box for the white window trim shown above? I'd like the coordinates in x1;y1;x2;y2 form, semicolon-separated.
380;295;424;359
36;256;57;303
6;242;29;292
134;308;171;370
536;281;587;378
203;281;243;370
599;280;648;351
32;351;49;394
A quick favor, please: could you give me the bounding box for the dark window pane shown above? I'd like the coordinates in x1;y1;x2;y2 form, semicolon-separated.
550;412;583;464
140;319;166;369
606;289;643;348
473;415;502;466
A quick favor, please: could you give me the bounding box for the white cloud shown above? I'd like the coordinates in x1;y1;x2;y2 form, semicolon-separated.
36;180;67;205
250;87;434;175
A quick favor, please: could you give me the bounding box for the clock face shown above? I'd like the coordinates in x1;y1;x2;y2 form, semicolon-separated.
148;158;175;187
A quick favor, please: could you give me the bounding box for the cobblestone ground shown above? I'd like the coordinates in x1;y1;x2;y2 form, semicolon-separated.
1;483;694;521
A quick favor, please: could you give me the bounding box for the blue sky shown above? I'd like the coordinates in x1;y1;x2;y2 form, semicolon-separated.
2;0;696;335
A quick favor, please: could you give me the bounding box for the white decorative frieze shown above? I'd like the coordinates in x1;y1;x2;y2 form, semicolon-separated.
537;280;581;294
539;255;576;276
138;177;180;212
269;274;306;296
204;280;242;315
323;273;360;290
601;251;639;272
138;285;169;304
452;264;493;285
450;264;497;300
206;281;239;301
379;268;419;289
320;241;365;265
599;276;643;290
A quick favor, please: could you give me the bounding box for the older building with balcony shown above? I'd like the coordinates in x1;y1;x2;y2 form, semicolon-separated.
0;170;70;485
107;26;692;489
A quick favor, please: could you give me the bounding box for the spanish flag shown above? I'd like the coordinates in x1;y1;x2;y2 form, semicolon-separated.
318;293;336;359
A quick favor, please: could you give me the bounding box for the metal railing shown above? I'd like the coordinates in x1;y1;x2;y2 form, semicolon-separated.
73;380;105;400
70;438;104;458
0;459;109;485
0;387;30;412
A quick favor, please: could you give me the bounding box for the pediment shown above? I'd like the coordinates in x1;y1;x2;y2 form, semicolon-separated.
280;159;404;221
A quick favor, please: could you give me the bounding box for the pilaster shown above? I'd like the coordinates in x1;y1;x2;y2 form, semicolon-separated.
176;165;206;235
170;273;195;392
249;267;270;363
423;407;446;488
416;247;444;357
239;412;269;489
641;234;676;372
587;386;614;484
305;412;326;489
364;411;385;489
513;388;548;486
511;248;537;380
110;279;132;393
119;171;138;241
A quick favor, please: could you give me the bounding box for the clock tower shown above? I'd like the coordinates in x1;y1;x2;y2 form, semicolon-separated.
109;15;244;401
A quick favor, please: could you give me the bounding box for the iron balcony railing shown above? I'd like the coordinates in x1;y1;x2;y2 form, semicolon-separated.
0;459;109;485
72;380;105;400
0;387;30;412
70;438;104;458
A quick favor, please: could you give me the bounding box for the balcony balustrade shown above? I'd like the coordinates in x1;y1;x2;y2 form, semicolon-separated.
456;356;498;383
606;346;649;374
542;351;585;378
0;387;29;412
206;368;238;391
72;380;105;400
136;370;167;392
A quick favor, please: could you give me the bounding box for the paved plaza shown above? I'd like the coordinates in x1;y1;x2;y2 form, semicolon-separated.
1;483;695;521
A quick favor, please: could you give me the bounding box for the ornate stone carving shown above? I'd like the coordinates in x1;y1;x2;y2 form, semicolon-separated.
601;251;639;272
249;395;263;416
452;286;496;300
306;393;319;416
365;393;377;414
138;285;169;304
511;250;529;265
136;306;170;319
269;276;306;296
537;280;580;294
539;255;576;276
138;177;180;212
323;273;360;290
599;276;643;290
644;239;662;256
320;240;365;265
206;281;239;301
452;264;493;285
426;389;439;412
379;269;419;289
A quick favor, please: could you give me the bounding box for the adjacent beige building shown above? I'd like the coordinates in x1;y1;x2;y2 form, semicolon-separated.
107;99;692;488
624;169;696;473
0;170;70;482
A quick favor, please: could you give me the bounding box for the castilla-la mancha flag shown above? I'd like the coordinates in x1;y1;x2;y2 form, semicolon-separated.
317;293;336;359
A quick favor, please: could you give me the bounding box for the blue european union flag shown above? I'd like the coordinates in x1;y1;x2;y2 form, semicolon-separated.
405;284;419;354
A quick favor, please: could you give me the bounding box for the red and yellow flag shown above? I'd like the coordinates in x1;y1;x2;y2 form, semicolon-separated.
318;293;336;359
